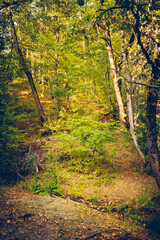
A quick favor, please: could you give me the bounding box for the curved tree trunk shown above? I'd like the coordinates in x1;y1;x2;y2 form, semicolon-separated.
8;10;46;123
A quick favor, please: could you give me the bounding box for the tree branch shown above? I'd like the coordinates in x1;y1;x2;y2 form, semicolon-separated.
97;1;147;18
130;5;154;68
112;68;160;89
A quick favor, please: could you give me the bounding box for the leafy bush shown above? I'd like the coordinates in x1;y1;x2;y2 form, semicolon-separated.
31;170;64;197
32;178;63;196
46;116;119;176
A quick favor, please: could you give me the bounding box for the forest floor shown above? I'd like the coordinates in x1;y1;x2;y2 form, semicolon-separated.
0;188;144;240
1;132;160;240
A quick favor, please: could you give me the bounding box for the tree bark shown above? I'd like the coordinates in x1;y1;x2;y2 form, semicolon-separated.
146;85;160;188
104;23;126;124
146;25;160;187
120;30;145;160
54;22;60;118
132;9;160;187
8;10;46;123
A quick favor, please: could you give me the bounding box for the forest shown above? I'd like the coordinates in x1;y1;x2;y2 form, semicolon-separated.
0;0;160;239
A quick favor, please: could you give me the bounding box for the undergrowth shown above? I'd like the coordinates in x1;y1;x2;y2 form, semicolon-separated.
18;162;64;197
45;116;119;176
115;189;160;236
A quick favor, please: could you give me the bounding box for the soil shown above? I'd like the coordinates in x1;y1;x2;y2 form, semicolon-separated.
0;174;159;239
0;188;151;240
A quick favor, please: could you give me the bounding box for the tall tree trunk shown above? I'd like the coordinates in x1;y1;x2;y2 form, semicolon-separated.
120;30;145;160
146;27;160;186
53;0;60;118
146;85;160;188
104;23;126;124
54;25;60;118
8;10;46;123
133;10;160;188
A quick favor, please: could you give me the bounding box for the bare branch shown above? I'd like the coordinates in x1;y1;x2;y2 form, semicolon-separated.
112;68;160;89
130;5;154;68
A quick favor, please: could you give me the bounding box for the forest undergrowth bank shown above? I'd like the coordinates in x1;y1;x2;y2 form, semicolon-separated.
1;107;160;239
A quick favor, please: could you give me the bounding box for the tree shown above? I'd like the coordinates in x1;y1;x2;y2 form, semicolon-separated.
97;0;127;124
97;0;160;188
104;21;126;124
0;11;23;183
120;29;145;160
8;10;46;123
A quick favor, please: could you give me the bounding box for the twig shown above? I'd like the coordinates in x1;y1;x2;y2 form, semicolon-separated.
84;232;101;240
16;172;26;180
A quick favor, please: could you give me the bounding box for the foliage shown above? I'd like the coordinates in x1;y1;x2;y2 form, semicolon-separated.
32;162;64;196
135;111;148;156
87;194;99;203
32;176;63;197
130;160;152;176
1;0;159;193
20;162;64;197
46;116;119;176
0;23;23;183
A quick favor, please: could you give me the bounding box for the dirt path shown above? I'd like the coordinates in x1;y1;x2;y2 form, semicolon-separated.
0;188;158;240
0;190;124;240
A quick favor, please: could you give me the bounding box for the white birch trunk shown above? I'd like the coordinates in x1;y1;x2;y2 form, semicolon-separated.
120;30;145;160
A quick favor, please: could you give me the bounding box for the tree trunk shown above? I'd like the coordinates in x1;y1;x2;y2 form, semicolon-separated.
146;85;160;188
8;10;46;123
104;23;126;124
120;30;145;160
54;25;60;118
133;10;160;188
146;25;160;185
145;25;160;188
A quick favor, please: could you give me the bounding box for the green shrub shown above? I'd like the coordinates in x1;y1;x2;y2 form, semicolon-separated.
46;116;119;176
32;174;64;197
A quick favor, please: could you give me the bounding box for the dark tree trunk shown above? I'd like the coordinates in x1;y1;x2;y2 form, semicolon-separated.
130;5;160;189
8;10;46;123
146;80;160;188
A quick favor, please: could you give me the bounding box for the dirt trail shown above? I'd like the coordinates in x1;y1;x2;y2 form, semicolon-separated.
0;187;158;240
0;190;129;240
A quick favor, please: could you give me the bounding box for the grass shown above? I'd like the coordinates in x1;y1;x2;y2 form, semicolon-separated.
87;194;99;203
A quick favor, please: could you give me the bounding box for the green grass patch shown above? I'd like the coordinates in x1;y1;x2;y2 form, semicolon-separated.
87;194;99;203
